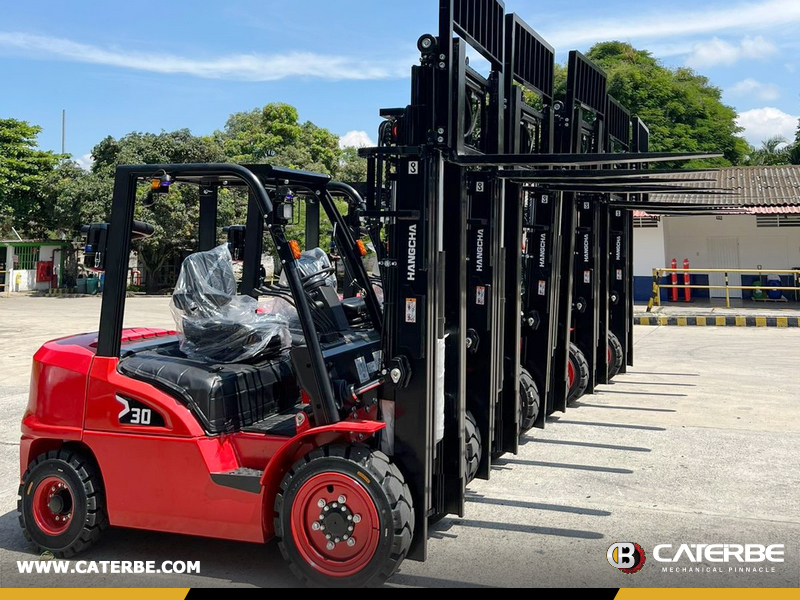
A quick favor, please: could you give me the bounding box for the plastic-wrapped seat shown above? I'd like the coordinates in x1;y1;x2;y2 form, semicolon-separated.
171;245;290;363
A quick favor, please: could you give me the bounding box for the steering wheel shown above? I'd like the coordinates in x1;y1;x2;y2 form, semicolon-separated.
299;266;337;292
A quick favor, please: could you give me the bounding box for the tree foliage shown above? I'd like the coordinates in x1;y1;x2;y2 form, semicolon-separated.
0;119;62;237
551;43;749;166
744;136;792;166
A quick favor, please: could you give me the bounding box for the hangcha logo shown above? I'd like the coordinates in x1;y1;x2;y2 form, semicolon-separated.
607;542;646;574
475;229;485;273
654;544;785;564
538;233;547;269
407;225;417;282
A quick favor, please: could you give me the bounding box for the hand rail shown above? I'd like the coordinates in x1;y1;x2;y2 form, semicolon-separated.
648;268;800;311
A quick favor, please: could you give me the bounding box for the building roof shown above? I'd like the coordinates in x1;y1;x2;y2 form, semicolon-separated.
650;165;800;209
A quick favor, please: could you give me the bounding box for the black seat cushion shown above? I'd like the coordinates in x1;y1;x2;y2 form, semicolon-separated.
119;345;300;434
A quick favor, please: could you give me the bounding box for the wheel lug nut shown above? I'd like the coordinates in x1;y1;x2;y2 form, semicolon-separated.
326;542;335;551
353;514;362;524
311;522;320;531
335;538;340;543
343;535;349;541
51;486;56;492
317;499;326;508
347;538;356;547
326;534;332;540
347;515;353;521
348;526;353;532
332;503;338;509
338;495;346;504
324;506;330;512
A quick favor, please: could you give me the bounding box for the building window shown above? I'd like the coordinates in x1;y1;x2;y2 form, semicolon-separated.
756;215;800;228
13;246;39;270
634;217;660;229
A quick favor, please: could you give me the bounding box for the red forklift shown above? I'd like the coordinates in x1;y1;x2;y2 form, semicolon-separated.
18;164;428;587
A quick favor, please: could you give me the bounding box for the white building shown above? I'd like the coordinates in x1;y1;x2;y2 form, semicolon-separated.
1;241;73;293
633;166;800;302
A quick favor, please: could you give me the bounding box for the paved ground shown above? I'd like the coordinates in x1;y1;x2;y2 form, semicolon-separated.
0;296;798;588
640;304;800;318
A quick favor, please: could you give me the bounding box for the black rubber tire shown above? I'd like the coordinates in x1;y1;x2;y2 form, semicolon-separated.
429;410;482;526
464;410;482;485
568;343;590;404
18;449;108;558
608;332;624;380
274;444;414;588
519;368;540;434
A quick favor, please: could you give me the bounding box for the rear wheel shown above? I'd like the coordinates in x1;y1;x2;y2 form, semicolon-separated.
608;332;624;380
464;410;481;484
519;368;540;434
275;445;414;588
18;449;108;558
568;343;589;404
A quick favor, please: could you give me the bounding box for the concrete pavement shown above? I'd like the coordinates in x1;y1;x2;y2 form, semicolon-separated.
0;296;798;587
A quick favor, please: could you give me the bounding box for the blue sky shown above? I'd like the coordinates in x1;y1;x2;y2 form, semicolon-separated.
1;0;798;167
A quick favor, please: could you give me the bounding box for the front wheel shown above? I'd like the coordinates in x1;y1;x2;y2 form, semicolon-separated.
275;445;414;588
18;449;108;558
568;343;590;404
519;368;540;434
608;332;624;380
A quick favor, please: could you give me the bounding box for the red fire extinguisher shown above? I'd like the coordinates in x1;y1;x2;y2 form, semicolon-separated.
684;259;691;303
671;258;679;302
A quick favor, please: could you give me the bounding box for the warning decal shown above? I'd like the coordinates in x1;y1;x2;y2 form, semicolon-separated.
405;298;417;323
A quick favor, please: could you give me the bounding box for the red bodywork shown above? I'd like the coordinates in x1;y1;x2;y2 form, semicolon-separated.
21;329;385;544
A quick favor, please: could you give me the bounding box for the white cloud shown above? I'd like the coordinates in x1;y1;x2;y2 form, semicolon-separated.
541;0;800;48
0;32;406;81
737;107;799;144
729;78;780;101
685;36;778;68
339;131;375;149
74;153;94;170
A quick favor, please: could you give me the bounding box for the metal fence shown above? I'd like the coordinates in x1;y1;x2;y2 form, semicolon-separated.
648;268;800;311
13;246;39;270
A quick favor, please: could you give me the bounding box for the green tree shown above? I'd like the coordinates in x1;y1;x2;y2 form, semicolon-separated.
71;129;226;292
0;119;62;237
744;136;792;166
217;103;341;175
562;42;748;166
338;146;368;183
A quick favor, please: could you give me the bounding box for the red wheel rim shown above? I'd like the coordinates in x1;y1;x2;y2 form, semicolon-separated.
32;476;74;536
290;472;381;578
608;346;613;364
568;359;576;388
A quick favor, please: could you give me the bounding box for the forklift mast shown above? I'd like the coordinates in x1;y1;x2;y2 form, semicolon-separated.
602;98;634;379
501;14;562;422
554;51;609;398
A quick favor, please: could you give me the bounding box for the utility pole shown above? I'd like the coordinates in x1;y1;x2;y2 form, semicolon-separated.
61;109;66;155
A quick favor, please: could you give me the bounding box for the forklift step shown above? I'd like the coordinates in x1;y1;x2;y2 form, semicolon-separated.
242;404;306;437
210;468;264;494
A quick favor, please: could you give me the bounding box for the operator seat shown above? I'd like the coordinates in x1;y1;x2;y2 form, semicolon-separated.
119;246;299;435
171;246;290;363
